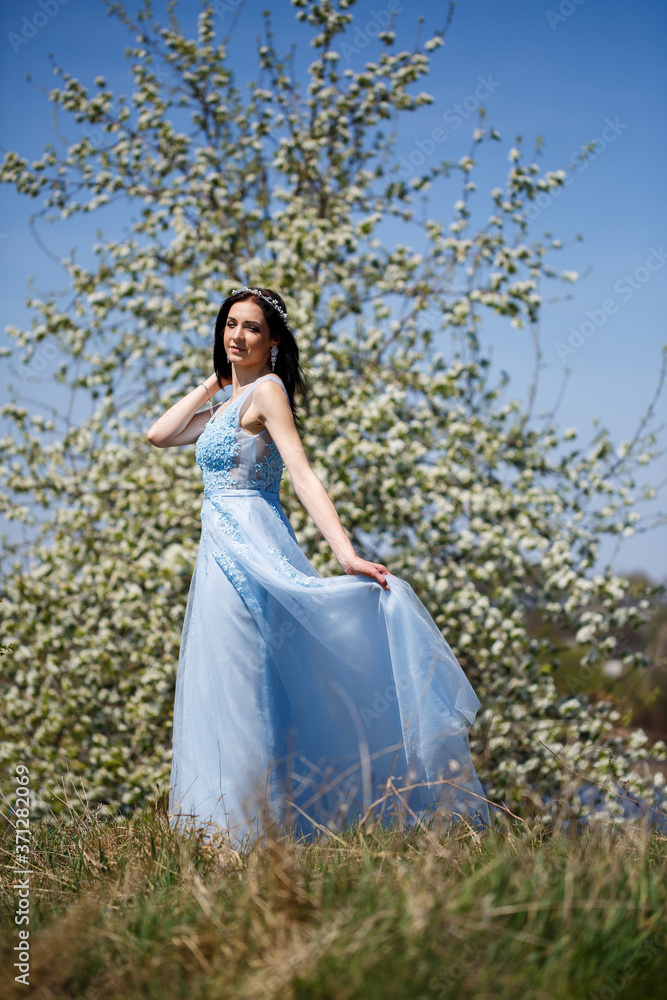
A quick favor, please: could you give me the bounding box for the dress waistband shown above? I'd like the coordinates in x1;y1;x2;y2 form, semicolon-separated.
204;487;280;501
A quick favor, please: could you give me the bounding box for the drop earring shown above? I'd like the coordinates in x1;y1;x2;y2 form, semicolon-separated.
270;344;278;371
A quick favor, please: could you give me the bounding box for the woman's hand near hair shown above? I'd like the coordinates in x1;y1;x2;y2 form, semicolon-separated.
146;373;226;448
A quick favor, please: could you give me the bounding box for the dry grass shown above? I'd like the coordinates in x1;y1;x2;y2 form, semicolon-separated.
1;794;667;999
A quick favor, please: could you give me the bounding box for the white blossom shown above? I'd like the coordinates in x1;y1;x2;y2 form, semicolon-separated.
0;1;663;830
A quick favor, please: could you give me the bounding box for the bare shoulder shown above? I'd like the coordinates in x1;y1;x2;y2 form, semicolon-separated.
252;376;290;406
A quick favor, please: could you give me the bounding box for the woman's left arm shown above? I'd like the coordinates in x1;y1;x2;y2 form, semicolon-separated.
253;381;391;590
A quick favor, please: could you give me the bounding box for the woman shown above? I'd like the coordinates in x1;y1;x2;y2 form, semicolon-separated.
148;286;489;849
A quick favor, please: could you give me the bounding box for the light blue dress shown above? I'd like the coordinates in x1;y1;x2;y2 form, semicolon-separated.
169;374;489;848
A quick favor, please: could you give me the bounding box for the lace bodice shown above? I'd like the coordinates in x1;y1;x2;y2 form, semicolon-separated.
195;374;289;494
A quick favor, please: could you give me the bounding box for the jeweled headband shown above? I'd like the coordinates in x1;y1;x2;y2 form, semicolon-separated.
228;286;289;324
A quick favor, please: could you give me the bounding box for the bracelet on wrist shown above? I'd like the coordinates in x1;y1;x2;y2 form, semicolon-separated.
200;382;214;418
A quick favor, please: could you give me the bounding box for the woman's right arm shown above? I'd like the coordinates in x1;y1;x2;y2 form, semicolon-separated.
147;374;228;448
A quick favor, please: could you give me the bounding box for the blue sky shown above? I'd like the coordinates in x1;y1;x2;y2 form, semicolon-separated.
1;0;665;580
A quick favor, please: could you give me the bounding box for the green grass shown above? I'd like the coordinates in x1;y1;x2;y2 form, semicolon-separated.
2;799;667;999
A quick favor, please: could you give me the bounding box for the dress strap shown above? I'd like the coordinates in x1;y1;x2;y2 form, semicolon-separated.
210;374;289;424
253;373;290;402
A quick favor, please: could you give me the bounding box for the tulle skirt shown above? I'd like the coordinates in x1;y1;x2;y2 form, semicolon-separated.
168;487;489;849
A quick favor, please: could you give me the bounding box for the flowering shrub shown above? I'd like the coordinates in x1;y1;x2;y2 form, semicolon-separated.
0;0;665;824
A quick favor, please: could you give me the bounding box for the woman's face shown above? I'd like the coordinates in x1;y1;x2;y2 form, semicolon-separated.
224;299;278;370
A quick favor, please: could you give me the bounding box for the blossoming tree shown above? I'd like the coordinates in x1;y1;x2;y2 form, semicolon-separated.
1;0;665;824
